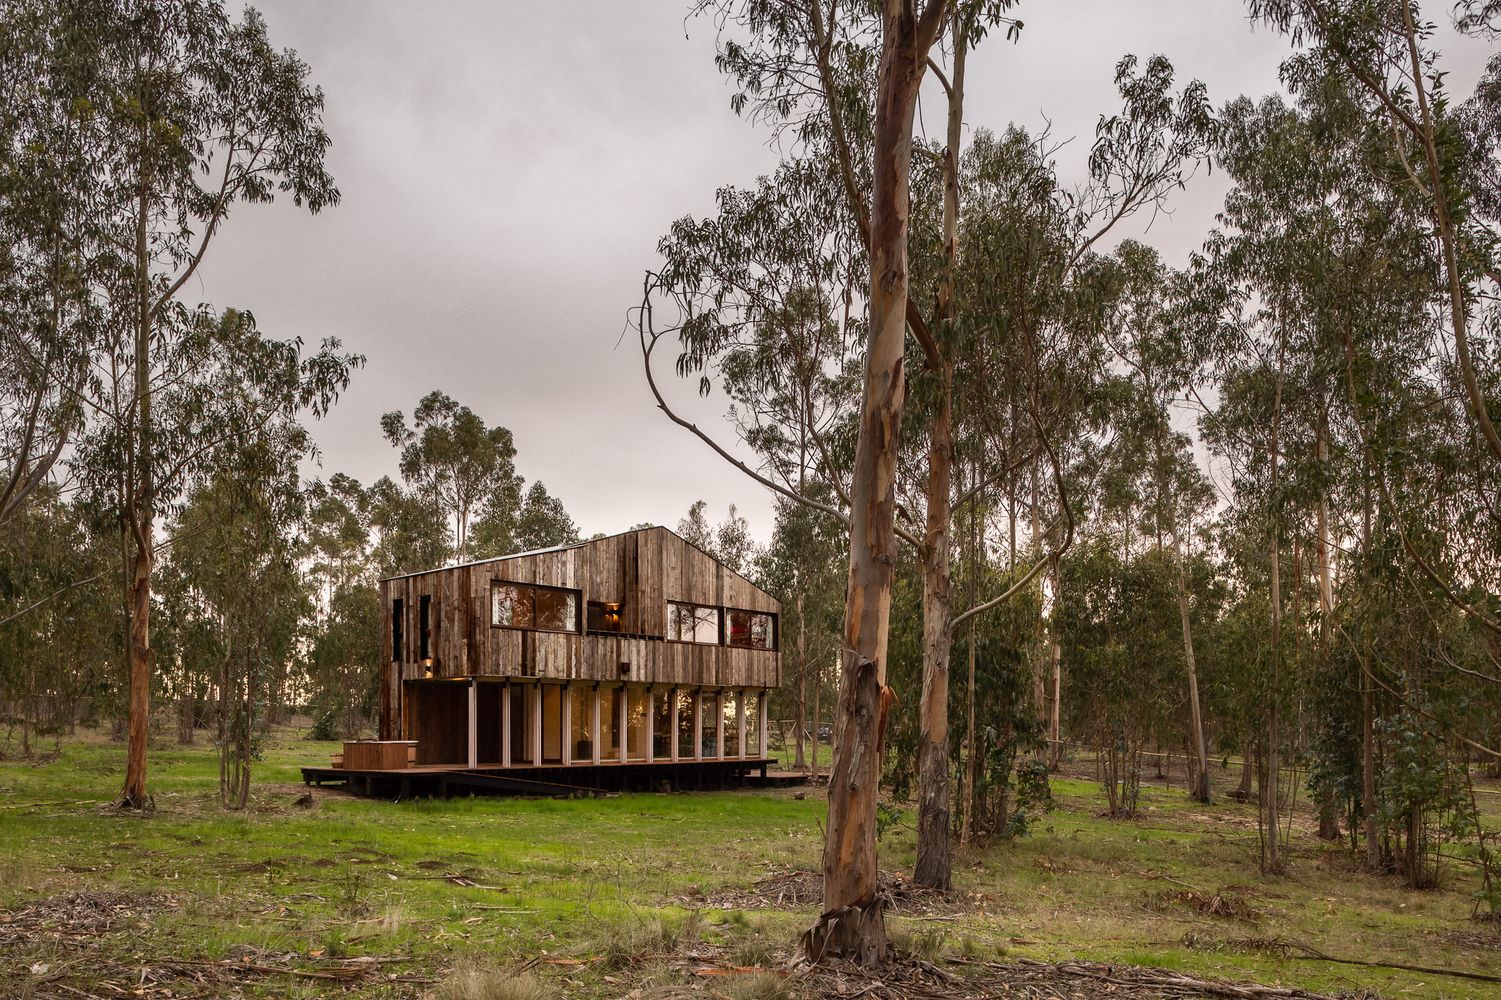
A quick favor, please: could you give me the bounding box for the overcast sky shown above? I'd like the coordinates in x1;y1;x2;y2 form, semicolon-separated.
197;2;1486;543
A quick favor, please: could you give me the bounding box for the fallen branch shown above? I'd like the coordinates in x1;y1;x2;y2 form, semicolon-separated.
1005;958;1337;999
1281;940;1501;986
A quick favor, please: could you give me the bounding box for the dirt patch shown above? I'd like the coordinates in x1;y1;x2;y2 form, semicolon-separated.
801;956;1349;998
649;953;1350;999
1442;925;1501;951
415;858;461;871
0;889;170;945
680;867;980;916
1148;887;1260;921
0;890;431;997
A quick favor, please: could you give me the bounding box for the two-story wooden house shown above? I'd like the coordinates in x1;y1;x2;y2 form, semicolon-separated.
369;525;779;784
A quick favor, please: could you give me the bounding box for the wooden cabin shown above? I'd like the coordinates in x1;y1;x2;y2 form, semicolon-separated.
375;525;780;772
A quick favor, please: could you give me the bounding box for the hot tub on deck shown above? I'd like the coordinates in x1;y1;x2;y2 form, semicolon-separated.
332;740;417;770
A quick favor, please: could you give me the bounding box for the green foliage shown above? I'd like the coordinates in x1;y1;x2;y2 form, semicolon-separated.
875;802;907;841
382;391;521;563
309;705;340;743
1003;758;1055;840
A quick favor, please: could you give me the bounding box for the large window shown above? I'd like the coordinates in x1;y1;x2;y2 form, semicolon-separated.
571;685;593;760
667;601;720;644
701;691;720;757
625;686;649;760
745;691;762;757
541;685;563;763
604;686;622;756
727;609;775;650
653;690;672;758
676;690;696;758
491;581;579;633
722;691;741;757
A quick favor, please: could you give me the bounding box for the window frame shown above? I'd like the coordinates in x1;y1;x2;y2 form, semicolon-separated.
489;580;581;635
665;600;722;645
418;594;432;661
725;607;778;651
391;597;405;662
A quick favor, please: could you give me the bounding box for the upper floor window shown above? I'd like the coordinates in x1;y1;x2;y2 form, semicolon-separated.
391;598;404;661
419;594;432;660
667;601;720;644
727;609;776;650
491;581;579;633
587;601;622;633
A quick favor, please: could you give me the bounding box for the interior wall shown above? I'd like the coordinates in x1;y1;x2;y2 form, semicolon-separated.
407;681;467;765
476;683;502;765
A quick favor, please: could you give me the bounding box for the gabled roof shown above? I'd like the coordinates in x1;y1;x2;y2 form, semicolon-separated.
378;525;774;604
378;528;624;583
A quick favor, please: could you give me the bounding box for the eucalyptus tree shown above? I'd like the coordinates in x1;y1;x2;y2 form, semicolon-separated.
0;2;103;533
906;68;1215;876
368;475;450;578
1055;538;1184;818
12;1;358;811
756;495;846;773
0;486;117;752
382;391;521;563
1096;241;1217;801
303;474;380;737
645;0;970;960
677;500;716;552
512;481;582;553
167;425;310;809
1202;74;1452;872
1251;1;1501;479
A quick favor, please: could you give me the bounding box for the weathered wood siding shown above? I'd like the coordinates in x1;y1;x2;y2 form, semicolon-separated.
378;527;781;739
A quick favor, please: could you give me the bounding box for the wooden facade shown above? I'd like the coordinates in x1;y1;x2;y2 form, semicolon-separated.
375;526;780;769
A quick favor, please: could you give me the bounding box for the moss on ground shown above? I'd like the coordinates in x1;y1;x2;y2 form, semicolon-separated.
1;726;1497;997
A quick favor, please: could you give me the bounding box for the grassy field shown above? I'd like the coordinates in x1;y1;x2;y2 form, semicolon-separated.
2;725;1499;998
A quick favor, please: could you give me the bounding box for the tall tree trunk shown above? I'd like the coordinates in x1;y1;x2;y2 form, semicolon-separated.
1047;556;1061;768
1175;531;1209;803
1265;346;1284;875
1029;465;1047;758
961;617;977;845
914;367;954;890
807;0;948;966
1359;458;1381;870
119;178;154;812
960;457;980;847
1314;421;1341;840
812;660;822;779
795;592;808;770
913;13;965;890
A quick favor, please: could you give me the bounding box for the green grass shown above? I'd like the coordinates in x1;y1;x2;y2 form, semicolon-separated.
2;726;1499;998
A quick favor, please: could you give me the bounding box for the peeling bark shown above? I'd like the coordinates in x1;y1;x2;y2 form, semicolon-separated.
809;0;949;964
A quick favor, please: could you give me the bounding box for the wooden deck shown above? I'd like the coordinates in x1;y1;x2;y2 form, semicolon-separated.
300;756;802;799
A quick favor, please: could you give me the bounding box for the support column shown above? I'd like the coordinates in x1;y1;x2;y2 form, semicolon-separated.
670;687;680;762
591;684;602;764
759;691;769;757
618;684;629;763
467;679;478;769
501;683;511;767
561;683;573;766
736;689;746;758
645;687;656;763
531;683;542;766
